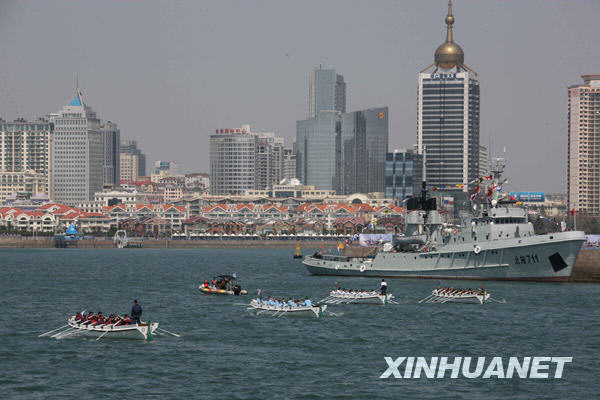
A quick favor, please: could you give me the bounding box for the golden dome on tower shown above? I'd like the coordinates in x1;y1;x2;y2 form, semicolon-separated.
421;0;476;75
435;42;464;70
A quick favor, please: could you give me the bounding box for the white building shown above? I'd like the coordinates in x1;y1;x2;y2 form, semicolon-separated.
0;118;52;202
50;89;103;205
568;75;600;214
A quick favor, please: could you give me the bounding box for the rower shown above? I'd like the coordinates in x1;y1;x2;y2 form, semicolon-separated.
131;300;142;324
380;279;388;295
304;298;312;307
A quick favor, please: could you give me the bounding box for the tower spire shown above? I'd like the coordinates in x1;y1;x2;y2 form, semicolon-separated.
445;0;454;43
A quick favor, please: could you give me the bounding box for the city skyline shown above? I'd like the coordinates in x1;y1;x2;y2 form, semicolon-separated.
0;1;599;192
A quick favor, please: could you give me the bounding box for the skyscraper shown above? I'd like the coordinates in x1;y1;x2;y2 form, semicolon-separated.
100;121;120;186
50;89;103;205
418;0;479;191
568;75;600;214
296;111;340;191
309;66;346;118
340;107;388;194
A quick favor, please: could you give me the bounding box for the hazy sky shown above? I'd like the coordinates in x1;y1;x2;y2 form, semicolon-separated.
1;0;598;192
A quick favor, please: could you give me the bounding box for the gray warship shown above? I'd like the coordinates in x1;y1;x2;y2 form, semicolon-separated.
303;158;585;282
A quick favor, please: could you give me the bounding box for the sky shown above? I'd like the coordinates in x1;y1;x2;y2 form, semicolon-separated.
0;0;598;193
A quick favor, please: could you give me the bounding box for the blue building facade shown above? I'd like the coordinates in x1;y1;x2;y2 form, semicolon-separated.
385;149;423;202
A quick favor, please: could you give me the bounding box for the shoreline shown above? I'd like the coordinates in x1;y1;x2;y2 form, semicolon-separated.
0;237;336;249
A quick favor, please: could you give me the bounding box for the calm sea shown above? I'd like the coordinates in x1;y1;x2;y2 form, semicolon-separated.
0;248;598;399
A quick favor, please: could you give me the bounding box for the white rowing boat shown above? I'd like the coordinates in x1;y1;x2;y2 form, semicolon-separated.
40;317;159;340
248;299;326;318
320;291;396;305
422;290;490;304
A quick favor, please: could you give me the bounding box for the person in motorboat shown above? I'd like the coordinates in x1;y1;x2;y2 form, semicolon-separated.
203;280;209;288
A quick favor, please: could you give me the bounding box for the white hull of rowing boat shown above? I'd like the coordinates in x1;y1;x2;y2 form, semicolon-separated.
65;318;159;339
327;293;393;304
430;293;490;304
248;301;326;318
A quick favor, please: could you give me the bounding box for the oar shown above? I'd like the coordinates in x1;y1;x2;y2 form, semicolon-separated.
156;328;180;337
51;328;77;338
277;310;289;318
325;310;342;317
39;324;69;337
96;330;110;341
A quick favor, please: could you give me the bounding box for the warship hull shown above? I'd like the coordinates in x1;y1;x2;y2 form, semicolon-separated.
303;231;585;282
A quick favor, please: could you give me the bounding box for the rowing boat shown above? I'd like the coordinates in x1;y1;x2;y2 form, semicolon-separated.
41;317;159;340
320;291;396;305
248;299;326;318
423;289;490;304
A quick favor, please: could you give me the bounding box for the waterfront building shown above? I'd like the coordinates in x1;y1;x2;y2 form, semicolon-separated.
340;107;388;194
418;0;479;191
244;178;336;199
296;111;340;192
50;89;104;205
568;74;600;214
309;66;346;118
0;118;52;202
283;148;296;180
100;121;120;185
120;140;146;180
385;149;423;202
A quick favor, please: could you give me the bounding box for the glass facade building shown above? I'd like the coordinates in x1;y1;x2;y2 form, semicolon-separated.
296;111;340;191
309;67;346;118
100;122;120;185
417;71;480;190
385;149;423;202
340;107;388;194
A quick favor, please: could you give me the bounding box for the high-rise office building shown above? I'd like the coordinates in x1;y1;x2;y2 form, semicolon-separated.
340;107;388;194
210;126;258;195
309;66;346;118
120;140;146;181
385;149;423;201
100;121;120;185
296;111;340;191
0;118;52;202
568;74;600;214
418;0;479;191
50;89;103;205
